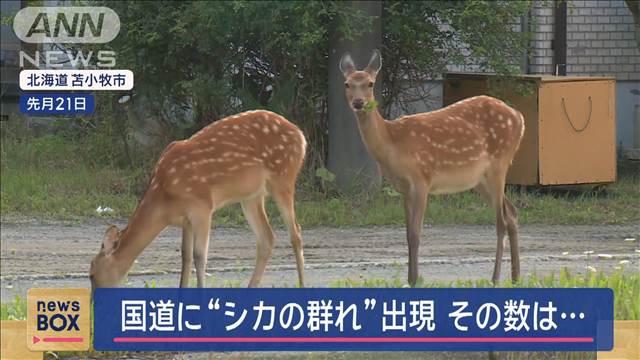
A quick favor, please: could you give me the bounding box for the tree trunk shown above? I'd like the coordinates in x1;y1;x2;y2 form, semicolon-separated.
328;0;382;192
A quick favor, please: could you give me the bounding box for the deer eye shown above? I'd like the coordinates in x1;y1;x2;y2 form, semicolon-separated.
344;82;350;89
368;81;374;88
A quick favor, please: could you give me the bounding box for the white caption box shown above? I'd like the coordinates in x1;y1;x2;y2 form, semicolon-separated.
20;69;134;90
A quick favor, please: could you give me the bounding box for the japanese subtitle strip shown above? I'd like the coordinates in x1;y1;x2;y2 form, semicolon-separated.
20;93;95;115
93;288;613;352
19;70;133;91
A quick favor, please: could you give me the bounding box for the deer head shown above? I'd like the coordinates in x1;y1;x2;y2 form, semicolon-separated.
340;50;382;113
89;225;125;293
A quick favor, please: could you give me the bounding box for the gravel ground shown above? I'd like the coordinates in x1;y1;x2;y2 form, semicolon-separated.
1;221;638;359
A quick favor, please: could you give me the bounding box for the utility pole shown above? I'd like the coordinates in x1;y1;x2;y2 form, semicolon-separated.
328;1;382;192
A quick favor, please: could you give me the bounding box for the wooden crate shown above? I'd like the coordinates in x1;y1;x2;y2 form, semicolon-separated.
443;73;617;186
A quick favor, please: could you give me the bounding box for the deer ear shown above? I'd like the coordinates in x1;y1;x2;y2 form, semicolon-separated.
101;225;120;255
364;49;382;78
339;53;356;78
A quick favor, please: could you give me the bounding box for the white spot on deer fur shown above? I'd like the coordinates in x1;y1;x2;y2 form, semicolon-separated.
172;178;179;185
278;144;285;150
233;125;240;130
262;152;268;158
507;119;513;126
275;159;282;164
410;130;416;137
263;126;270;134
229;165;239;171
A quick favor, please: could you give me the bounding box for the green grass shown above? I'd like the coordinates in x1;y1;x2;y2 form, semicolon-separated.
1;133;639;226
0;295;27;321
330;268;640;321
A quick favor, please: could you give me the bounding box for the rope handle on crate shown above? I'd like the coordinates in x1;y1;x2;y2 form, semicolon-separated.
561;96;592;132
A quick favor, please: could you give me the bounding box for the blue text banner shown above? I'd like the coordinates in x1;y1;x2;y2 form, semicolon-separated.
93;288;613;352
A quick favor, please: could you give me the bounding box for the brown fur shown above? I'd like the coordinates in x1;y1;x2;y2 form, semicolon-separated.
90;110;307;292
341;51;524;286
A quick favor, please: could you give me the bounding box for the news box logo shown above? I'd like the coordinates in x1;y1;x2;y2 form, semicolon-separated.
13;6;120;44
27;288;90;351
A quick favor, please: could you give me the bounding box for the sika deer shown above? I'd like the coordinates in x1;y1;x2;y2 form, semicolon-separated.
90;110;307;291
340;50;524;286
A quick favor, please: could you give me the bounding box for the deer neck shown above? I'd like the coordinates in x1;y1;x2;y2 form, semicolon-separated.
111;196;167;276
354;106;391;163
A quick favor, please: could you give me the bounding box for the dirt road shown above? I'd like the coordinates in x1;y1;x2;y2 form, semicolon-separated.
1;221;638;301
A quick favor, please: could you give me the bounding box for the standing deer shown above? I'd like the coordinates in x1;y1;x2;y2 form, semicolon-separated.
90;110;307;291
340;50;524;286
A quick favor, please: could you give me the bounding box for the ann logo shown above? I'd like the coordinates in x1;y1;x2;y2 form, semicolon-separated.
26;12;104;38
13;7;120;44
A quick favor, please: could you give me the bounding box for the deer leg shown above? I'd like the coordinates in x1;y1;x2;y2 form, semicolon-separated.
404;185;428;287
241;196;275;288
192;212;212;288
480;171;508;285
179;224;194;288
271;187;305;287
504;197;520;282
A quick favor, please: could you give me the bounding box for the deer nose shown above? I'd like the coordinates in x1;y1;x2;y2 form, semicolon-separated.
352;99;364;110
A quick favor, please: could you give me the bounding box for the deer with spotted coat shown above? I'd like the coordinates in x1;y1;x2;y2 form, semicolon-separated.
340;50;524;286
90;110;307;292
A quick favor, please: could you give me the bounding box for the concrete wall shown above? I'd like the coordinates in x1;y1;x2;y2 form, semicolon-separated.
616;82;640;148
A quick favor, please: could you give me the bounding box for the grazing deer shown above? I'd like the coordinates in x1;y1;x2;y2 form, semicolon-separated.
89;110;307;291
340;50;524;286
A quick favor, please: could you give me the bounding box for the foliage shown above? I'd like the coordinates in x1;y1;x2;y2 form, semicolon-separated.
380;0;533;116
1;131;638;225
315;167;337;195
63;0;535;178
84;0;372;172
0;295;27;321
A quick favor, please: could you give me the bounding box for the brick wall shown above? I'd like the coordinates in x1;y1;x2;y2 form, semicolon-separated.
530;0;639;80
566;0;639;80
530;2;556;74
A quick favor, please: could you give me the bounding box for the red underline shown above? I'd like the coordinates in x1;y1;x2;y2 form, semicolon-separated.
44;337;84;343
113;337;594;343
